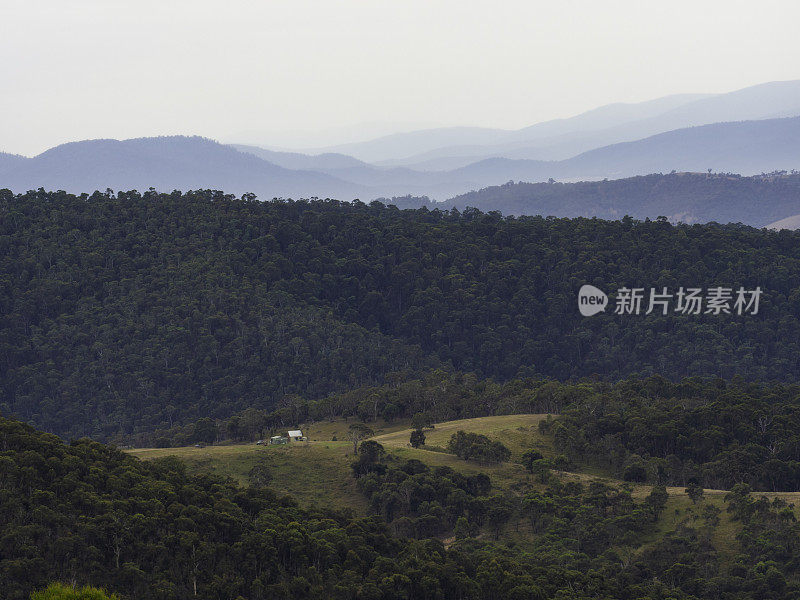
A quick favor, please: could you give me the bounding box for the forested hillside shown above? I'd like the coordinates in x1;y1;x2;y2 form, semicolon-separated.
443;172;800;225
4;189;800;439
7;414;800;600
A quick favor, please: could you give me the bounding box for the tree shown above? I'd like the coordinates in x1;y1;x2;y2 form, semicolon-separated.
702;504;721;527
644;485;669;518
530;459;553;484
725;483;755;521
487;499;513;539
448;431;511;464
522;493;555;532
191;418;218;445
623;462;648;483
351;442;387;477
411;413;433;430
686;482;704;504
358;440;386;462
521;449;544;473
454;516;472;540
410;429;426;448
348;423;374;455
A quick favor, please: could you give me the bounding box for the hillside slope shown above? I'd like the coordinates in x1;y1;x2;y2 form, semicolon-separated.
5;191;800;440
11;411;796;600
442;172;800;225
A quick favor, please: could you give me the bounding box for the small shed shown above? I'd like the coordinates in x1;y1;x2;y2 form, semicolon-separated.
269;435;288;445
288;430;306;442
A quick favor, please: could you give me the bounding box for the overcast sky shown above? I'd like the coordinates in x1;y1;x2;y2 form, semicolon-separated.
2;0;799;156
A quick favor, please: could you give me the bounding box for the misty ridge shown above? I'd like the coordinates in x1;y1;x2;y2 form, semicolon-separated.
1;79;800;227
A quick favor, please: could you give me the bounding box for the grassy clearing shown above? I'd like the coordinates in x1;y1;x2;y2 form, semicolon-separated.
373;414;553;459
301;418;411;443
129;440;366;513
128;415;551;513
128;413;800;558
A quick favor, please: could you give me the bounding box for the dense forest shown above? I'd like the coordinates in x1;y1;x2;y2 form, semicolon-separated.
8;189;800;599
549;376;800;491
5;414;800;600
4;188;800;440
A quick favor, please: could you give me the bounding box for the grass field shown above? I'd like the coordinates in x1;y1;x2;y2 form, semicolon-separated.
128;414;551;511
128;417;418;512
130;440;367;512
128;413;800;555
372;413;552;457
301;418;412;443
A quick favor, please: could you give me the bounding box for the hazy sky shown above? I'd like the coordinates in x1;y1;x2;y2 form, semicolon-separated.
2;0;799;156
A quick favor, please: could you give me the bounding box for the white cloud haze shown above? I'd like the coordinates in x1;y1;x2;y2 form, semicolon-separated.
1;0;799;155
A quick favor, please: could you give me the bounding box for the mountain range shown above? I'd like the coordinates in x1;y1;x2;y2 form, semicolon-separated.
291;80;800;167
1;79;800;225
0;136;367;200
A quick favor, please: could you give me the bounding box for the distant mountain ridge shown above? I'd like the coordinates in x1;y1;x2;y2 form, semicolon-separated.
227;116;800;201
450;116;800;184
0;136;367;199
300;93;714;164
2;80;799;219
230;144;369;170
283;80;800;167
767;214;800;230
2;117;799;220
437;172;800;227
0;152;27;174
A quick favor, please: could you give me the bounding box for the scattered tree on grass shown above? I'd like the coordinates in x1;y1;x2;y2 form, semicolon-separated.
410;429;426;448
686;482;704;504
352;440;387;477
348;423;374;455
448;430;511;464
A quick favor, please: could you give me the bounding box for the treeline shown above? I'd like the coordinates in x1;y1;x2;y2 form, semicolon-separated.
549;376;800;491
5;189;800;439
136;370;569;447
